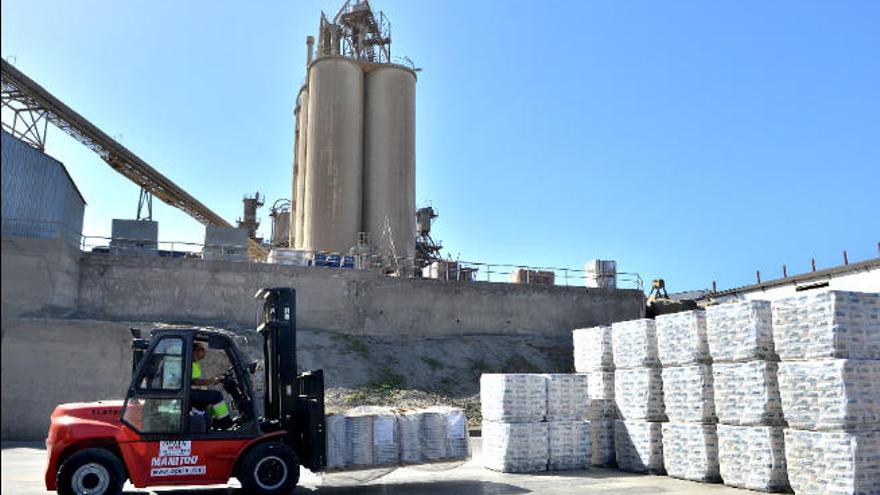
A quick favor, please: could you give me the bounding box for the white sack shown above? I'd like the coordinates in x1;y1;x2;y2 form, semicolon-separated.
706;300;775;362
614;368;665;421
785;429;880;495
480;373;546;422
656;310;710;366
717;425;789;492
661;364;716;423
543;373;589;421
587;371;616;420
772;290;880;360
614;420;664;474
482;420;549;473
713;360;784;426
590;419;616;467
777;359;880;431
661;422;720;482
548;420;591;471
612;319;660;369
573;325;614;372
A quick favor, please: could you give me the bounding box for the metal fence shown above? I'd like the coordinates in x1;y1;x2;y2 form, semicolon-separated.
3;218;643;290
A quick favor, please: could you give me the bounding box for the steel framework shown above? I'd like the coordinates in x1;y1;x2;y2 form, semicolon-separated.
1;58;267;259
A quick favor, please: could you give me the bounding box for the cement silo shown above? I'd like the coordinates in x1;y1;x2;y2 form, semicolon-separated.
291;87;309;249
364;65;417;263
300;56;364;254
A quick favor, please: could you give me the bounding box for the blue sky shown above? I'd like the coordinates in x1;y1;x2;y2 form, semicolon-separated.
2;0;878;292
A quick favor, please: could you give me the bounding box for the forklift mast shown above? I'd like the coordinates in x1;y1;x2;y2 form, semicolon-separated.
256;288;326;471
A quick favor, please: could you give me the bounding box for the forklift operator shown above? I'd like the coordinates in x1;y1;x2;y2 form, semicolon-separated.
191;342;233;429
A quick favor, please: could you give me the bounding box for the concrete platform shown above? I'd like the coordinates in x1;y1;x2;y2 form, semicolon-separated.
3;439;757;494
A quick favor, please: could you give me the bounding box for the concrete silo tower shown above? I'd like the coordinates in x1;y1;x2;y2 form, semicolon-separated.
290;0;416;270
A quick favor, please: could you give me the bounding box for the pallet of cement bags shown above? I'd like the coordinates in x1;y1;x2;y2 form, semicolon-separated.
548;420;591;471
590;419;616;467
661;422;720;482
614;420;664;474
398;406;470;465
587;371;616;420
713;361;784;426
573;325;613;372
480;373;546;422
655;310;711;366
777;359;880;431
784;429;880;495
543;373;589;421
482;421;549;473
326;406;470;471
661;364;716;423
717;425;789;492
612;319;660;369
615;368;666;421
706;300;775;362
772;290;880;361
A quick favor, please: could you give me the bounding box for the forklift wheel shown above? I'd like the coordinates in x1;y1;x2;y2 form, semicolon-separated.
56;447;125;495
238;442;300;494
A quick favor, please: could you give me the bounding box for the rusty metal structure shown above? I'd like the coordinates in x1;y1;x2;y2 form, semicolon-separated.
0;58;268;260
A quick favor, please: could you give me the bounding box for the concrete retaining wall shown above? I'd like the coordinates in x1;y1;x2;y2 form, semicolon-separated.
1;318;132;440
76;253;644;336
1;236;81;319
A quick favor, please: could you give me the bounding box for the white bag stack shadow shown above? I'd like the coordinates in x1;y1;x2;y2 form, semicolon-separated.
325;405;470;471
707;300;790;492
612;318;666;474
656;310;720;483
481;373;591;473
772;291;880;495
573;325;616;466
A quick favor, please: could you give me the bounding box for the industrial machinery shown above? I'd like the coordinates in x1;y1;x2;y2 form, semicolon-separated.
646;279;698;317
44;288;325;495
268;199;292;248
237;192;265;242
415;206;443;272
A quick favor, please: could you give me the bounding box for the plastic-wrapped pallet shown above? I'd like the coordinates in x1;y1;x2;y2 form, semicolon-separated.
371;409;400;466
612;319;660;369
543;373;589;421
398;410;422;464
655;310;710;366
325;413;347;470
480;374;547;422
590;420;616;467
661;422;720;482
717;425;789;492
482;421;549;473
777;359;880;430
419;409;448;461
706;300;775;362
614;367;665;421
614;420;664;474
548;420;591;471
713;361;784;425
772;291;880;361
587;371;616;419
784;429;880;495
661;364;716;423
441;407;470;460
345;412;375;467
573;326;613;372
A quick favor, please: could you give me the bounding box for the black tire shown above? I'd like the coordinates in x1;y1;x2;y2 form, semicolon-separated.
238;442;300;494
56;447;125;495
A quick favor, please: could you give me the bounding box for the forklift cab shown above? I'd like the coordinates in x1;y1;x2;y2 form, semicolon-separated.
99;288;325;492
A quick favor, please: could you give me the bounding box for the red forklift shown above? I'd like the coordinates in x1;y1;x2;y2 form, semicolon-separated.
45;288;326;495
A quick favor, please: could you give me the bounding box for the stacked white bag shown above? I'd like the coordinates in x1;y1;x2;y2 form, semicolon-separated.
325;405;469;471
481;374;550;473
656;310;720;482
707;300;789;492
612;318;665;473
773;291;880;495
481;373;591;472
574;325;616;466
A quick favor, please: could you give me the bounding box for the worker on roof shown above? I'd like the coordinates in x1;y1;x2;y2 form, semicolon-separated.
191;342;233;430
